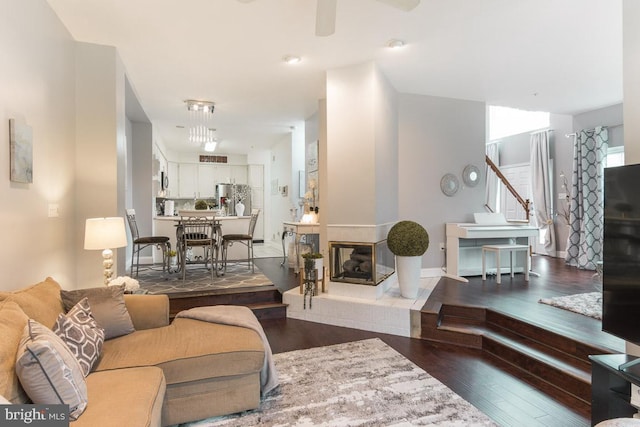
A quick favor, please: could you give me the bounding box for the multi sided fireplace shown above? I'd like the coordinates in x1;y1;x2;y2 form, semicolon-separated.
329;240;394;286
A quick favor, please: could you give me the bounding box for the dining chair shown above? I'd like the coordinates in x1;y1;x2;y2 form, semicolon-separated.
125;209;171;277
177;216;219;281
221;209;261;275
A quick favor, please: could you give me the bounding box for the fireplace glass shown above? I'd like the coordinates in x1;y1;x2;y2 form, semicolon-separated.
329;240;394;286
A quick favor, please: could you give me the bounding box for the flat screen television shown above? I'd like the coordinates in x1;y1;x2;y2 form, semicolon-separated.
603;163;640;346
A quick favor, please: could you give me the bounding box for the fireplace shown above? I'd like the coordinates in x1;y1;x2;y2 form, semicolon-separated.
329;240;394;286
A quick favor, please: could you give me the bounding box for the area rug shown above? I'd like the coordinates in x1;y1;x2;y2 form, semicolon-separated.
180;338;497;427
138;263;272;294
539;291;602;320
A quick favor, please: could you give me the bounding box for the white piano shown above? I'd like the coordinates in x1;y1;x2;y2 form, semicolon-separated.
446;213;539;278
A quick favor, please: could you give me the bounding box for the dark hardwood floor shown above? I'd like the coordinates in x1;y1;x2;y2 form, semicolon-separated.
254;255;623;427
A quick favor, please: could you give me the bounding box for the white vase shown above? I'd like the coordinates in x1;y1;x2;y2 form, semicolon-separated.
235;202;245;216
395;256;421;299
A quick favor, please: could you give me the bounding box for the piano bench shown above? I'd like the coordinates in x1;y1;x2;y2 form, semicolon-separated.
481;244;530;284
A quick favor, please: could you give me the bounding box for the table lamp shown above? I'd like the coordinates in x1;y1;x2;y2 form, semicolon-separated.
84;217;128;285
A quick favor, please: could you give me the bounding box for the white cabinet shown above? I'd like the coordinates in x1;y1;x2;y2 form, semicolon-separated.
197;164;216;197
231;165;248;184
214;164;231;184
173;162;250;198
178;163;198;198
167;162;179;197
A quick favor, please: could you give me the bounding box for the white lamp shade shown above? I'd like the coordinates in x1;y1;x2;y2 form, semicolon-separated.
84;217;128;250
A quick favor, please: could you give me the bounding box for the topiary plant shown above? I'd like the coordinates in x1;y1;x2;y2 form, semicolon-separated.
387;220;429;257
194;199;208;210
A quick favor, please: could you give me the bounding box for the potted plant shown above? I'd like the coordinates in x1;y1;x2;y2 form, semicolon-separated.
387;220;429;298
301;252;324;280
195;200;208;210
167;249;178;271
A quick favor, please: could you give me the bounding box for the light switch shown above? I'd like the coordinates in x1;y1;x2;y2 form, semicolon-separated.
558;192;567;200
48;204;59;218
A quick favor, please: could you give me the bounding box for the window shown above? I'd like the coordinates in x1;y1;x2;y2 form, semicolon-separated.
605;146;625;168
488;106;550;141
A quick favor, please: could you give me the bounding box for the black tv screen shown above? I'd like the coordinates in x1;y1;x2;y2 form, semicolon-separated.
603;163;640;344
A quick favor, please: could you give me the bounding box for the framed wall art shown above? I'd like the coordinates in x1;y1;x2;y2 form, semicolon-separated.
9;119;33;183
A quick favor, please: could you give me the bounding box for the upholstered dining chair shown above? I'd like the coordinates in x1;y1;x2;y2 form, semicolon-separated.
176;215;219;281
125;209;171;278
221;209;261;275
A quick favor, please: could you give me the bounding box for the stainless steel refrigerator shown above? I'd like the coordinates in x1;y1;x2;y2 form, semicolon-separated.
215;183;251;216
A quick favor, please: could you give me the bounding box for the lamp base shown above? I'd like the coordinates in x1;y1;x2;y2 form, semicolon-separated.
102;248;114;286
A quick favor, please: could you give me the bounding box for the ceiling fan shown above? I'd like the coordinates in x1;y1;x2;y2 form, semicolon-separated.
238;0;421;37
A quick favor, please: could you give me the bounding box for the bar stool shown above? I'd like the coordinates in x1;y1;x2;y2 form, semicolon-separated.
481;244;530;284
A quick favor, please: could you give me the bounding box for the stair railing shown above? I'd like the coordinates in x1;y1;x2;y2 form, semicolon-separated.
485;155;531;222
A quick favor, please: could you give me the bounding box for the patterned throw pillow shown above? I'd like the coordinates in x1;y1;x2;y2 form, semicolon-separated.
15;319;88;420
53;298;105;376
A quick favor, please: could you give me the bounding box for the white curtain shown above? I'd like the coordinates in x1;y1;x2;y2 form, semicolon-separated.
565;126;608;270
485;142;499;212
530;131;556;255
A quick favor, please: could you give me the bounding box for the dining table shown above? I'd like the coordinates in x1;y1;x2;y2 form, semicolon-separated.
153;213;252;265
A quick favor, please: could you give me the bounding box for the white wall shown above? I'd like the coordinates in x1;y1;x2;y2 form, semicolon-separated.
398;94;486;270
0;0;77;290
325;62;398;231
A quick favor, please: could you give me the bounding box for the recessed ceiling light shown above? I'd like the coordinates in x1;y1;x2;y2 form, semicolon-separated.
387;39;406;49
283;55;302;64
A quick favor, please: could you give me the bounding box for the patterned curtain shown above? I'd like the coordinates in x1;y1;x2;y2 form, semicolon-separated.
565;126;608;270
530;131;556;255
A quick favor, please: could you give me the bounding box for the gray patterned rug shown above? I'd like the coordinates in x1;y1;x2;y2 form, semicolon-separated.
181;338;497;426
539;291;602;320
137;263;273;294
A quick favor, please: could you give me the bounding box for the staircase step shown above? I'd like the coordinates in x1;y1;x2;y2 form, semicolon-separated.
420;302;602;405
248;302;288;320
167;285;284;319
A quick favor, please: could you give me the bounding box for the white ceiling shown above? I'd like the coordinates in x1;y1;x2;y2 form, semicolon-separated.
46;0;622;156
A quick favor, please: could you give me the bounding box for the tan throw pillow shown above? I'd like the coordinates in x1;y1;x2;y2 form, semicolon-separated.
0;301;29;404
0;277;64;329
53;298;105;376
60;285;134;340
15;319;88;420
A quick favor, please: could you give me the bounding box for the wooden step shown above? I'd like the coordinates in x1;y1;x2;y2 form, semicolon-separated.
420;302;610;405
167;285;284;319
247;302;288;320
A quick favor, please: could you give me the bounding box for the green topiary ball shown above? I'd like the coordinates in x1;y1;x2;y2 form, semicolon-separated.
195;200;208;210
387;220;429;257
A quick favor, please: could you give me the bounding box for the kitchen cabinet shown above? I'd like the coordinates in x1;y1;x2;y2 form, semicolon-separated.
231;165;248;185
197;164;216;197
167;162;179;197
178;163;198;198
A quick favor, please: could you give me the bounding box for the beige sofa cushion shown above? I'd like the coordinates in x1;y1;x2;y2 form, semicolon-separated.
61;285;135;339
70;367;165;427
0;301;29;404
95;318;264;384
0;277;64;329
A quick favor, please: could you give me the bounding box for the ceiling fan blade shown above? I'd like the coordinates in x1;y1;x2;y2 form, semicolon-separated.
376;0;420;12
316;0;337;37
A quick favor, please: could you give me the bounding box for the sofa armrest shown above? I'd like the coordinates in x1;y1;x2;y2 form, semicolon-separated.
123;294;170;330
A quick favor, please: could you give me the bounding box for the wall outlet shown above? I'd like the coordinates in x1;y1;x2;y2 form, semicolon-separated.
48;204;59;218
439;242;445;252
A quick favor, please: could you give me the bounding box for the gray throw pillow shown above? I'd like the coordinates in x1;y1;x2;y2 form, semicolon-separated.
15;319;88;420
60;285;134;340
53;298;105;376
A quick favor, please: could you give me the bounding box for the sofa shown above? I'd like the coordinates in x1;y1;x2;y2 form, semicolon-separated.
0;277;266;426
